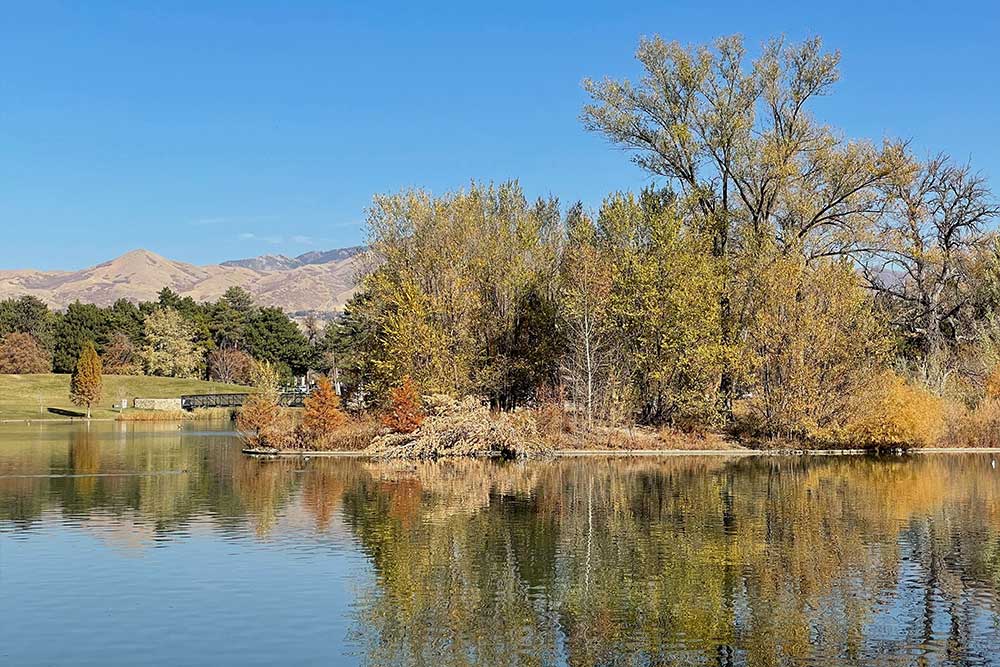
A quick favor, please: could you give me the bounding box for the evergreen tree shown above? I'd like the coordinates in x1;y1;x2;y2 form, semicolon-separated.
52;302;110;373
70;341;103;418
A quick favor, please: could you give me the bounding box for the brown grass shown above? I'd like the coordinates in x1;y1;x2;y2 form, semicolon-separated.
299;417;380;451
116;407;236;422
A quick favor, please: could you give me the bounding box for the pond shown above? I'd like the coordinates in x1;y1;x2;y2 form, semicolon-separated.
1;422;999;666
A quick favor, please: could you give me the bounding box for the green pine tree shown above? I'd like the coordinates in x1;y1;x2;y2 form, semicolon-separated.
70;340;103;418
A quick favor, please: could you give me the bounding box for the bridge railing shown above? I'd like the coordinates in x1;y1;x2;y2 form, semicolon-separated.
180;387;312;411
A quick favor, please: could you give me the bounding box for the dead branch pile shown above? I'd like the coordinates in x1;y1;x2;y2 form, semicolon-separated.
367;394;553;460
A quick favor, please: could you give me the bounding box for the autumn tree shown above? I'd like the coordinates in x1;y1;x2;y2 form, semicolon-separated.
236;360;296;449
70;340;103;418
141;307;201;377
0;332;52;374
861;156;999;387
360;182;563;405
301;375;348;445
741;254;891;440
381;375;425;433
583;34;908;409
560;206;611;428
207;346;255;384
598;190;728;426
101;332;141;375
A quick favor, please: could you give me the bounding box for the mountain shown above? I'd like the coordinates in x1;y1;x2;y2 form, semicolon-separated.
221;246;365;271
0;248;365;316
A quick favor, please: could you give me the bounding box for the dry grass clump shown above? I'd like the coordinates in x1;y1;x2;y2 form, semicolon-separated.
367;394;552;460
117;407;236;422
298;417;380;451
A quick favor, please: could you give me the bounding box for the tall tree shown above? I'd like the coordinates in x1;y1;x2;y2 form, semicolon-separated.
52;302;110;373
243;306;314;376
0;332;52;374
360;181;563;406
70;341;103;418
582;34;908;409
0;296;55;351
141;307;201;377
862;156;999;366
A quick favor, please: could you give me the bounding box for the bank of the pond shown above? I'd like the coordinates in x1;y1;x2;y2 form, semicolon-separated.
241;446;1000;458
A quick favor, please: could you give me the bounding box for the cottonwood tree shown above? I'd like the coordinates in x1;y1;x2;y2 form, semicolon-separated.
583;34;908;409
598;190;727;426
360;182;563;406
862;157;999;373
560;209;611;428
70;341;103;418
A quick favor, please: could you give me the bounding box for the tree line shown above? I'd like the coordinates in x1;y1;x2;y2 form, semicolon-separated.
326;34;1000;446
0;286;332;384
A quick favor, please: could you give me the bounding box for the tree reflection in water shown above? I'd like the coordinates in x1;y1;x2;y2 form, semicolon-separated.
341;457;1000;666
1;430;998;665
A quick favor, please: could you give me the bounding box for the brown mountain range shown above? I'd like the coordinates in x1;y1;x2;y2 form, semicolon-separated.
0;247;365;316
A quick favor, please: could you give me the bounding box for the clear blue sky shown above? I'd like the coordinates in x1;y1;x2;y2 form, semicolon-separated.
3;1;998;269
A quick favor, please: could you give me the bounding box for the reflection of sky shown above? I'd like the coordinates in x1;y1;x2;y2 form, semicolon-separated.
862;531;1000;665
1;521;372;666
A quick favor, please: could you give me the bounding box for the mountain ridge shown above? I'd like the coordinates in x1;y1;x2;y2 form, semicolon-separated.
0;247;365;316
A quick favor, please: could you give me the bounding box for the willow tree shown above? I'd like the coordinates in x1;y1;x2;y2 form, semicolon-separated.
582;34;908;409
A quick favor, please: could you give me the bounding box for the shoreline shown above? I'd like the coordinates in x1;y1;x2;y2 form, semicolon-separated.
241;447;1000;458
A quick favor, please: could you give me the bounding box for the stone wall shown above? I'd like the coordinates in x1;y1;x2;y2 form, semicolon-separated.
132;397;183;411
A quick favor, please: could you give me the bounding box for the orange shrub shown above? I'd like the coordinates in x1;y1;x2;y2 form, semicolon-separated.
381;375;425;433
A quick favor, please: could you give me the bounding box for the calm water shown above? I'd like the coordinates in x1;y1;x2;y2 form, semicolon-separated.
2;423;999;666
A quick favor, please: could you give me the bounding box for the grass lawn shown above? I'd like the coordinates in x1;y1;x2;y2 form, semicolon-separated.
0;374;249;420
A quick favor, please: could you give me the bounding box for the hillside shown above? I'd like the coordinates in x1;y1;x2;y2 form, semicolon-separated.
0;374;249;421
0;247;365;315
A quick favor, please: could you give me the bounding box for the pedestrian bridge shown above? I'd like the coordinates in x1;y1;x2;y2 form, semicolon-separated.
180;388;310;410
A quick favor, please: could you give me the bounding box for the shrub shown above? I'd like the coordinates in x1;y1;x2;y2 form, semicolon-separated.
848;373;946;449
301;376;348;445
236;361;296;449
380;375;425;433
0;332;51;373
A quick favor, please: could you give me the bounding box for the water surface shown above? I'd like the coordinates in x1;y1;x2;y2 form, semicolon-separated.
2;423;999;666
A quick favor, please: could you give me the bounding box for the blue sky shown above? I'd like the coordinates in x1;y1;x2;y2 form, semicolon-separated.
2;1;998;269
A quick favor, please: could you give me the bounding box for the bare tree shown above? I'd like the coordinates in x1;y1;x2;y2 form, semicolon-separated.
861;156;999;362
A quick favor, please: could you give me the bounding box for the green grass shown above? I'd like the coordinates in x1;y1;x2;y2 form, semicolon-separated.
0;374;249;421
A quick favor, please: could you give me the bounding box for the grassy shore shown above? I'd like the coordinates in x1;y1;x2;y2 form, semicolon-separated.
0;373;248;421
